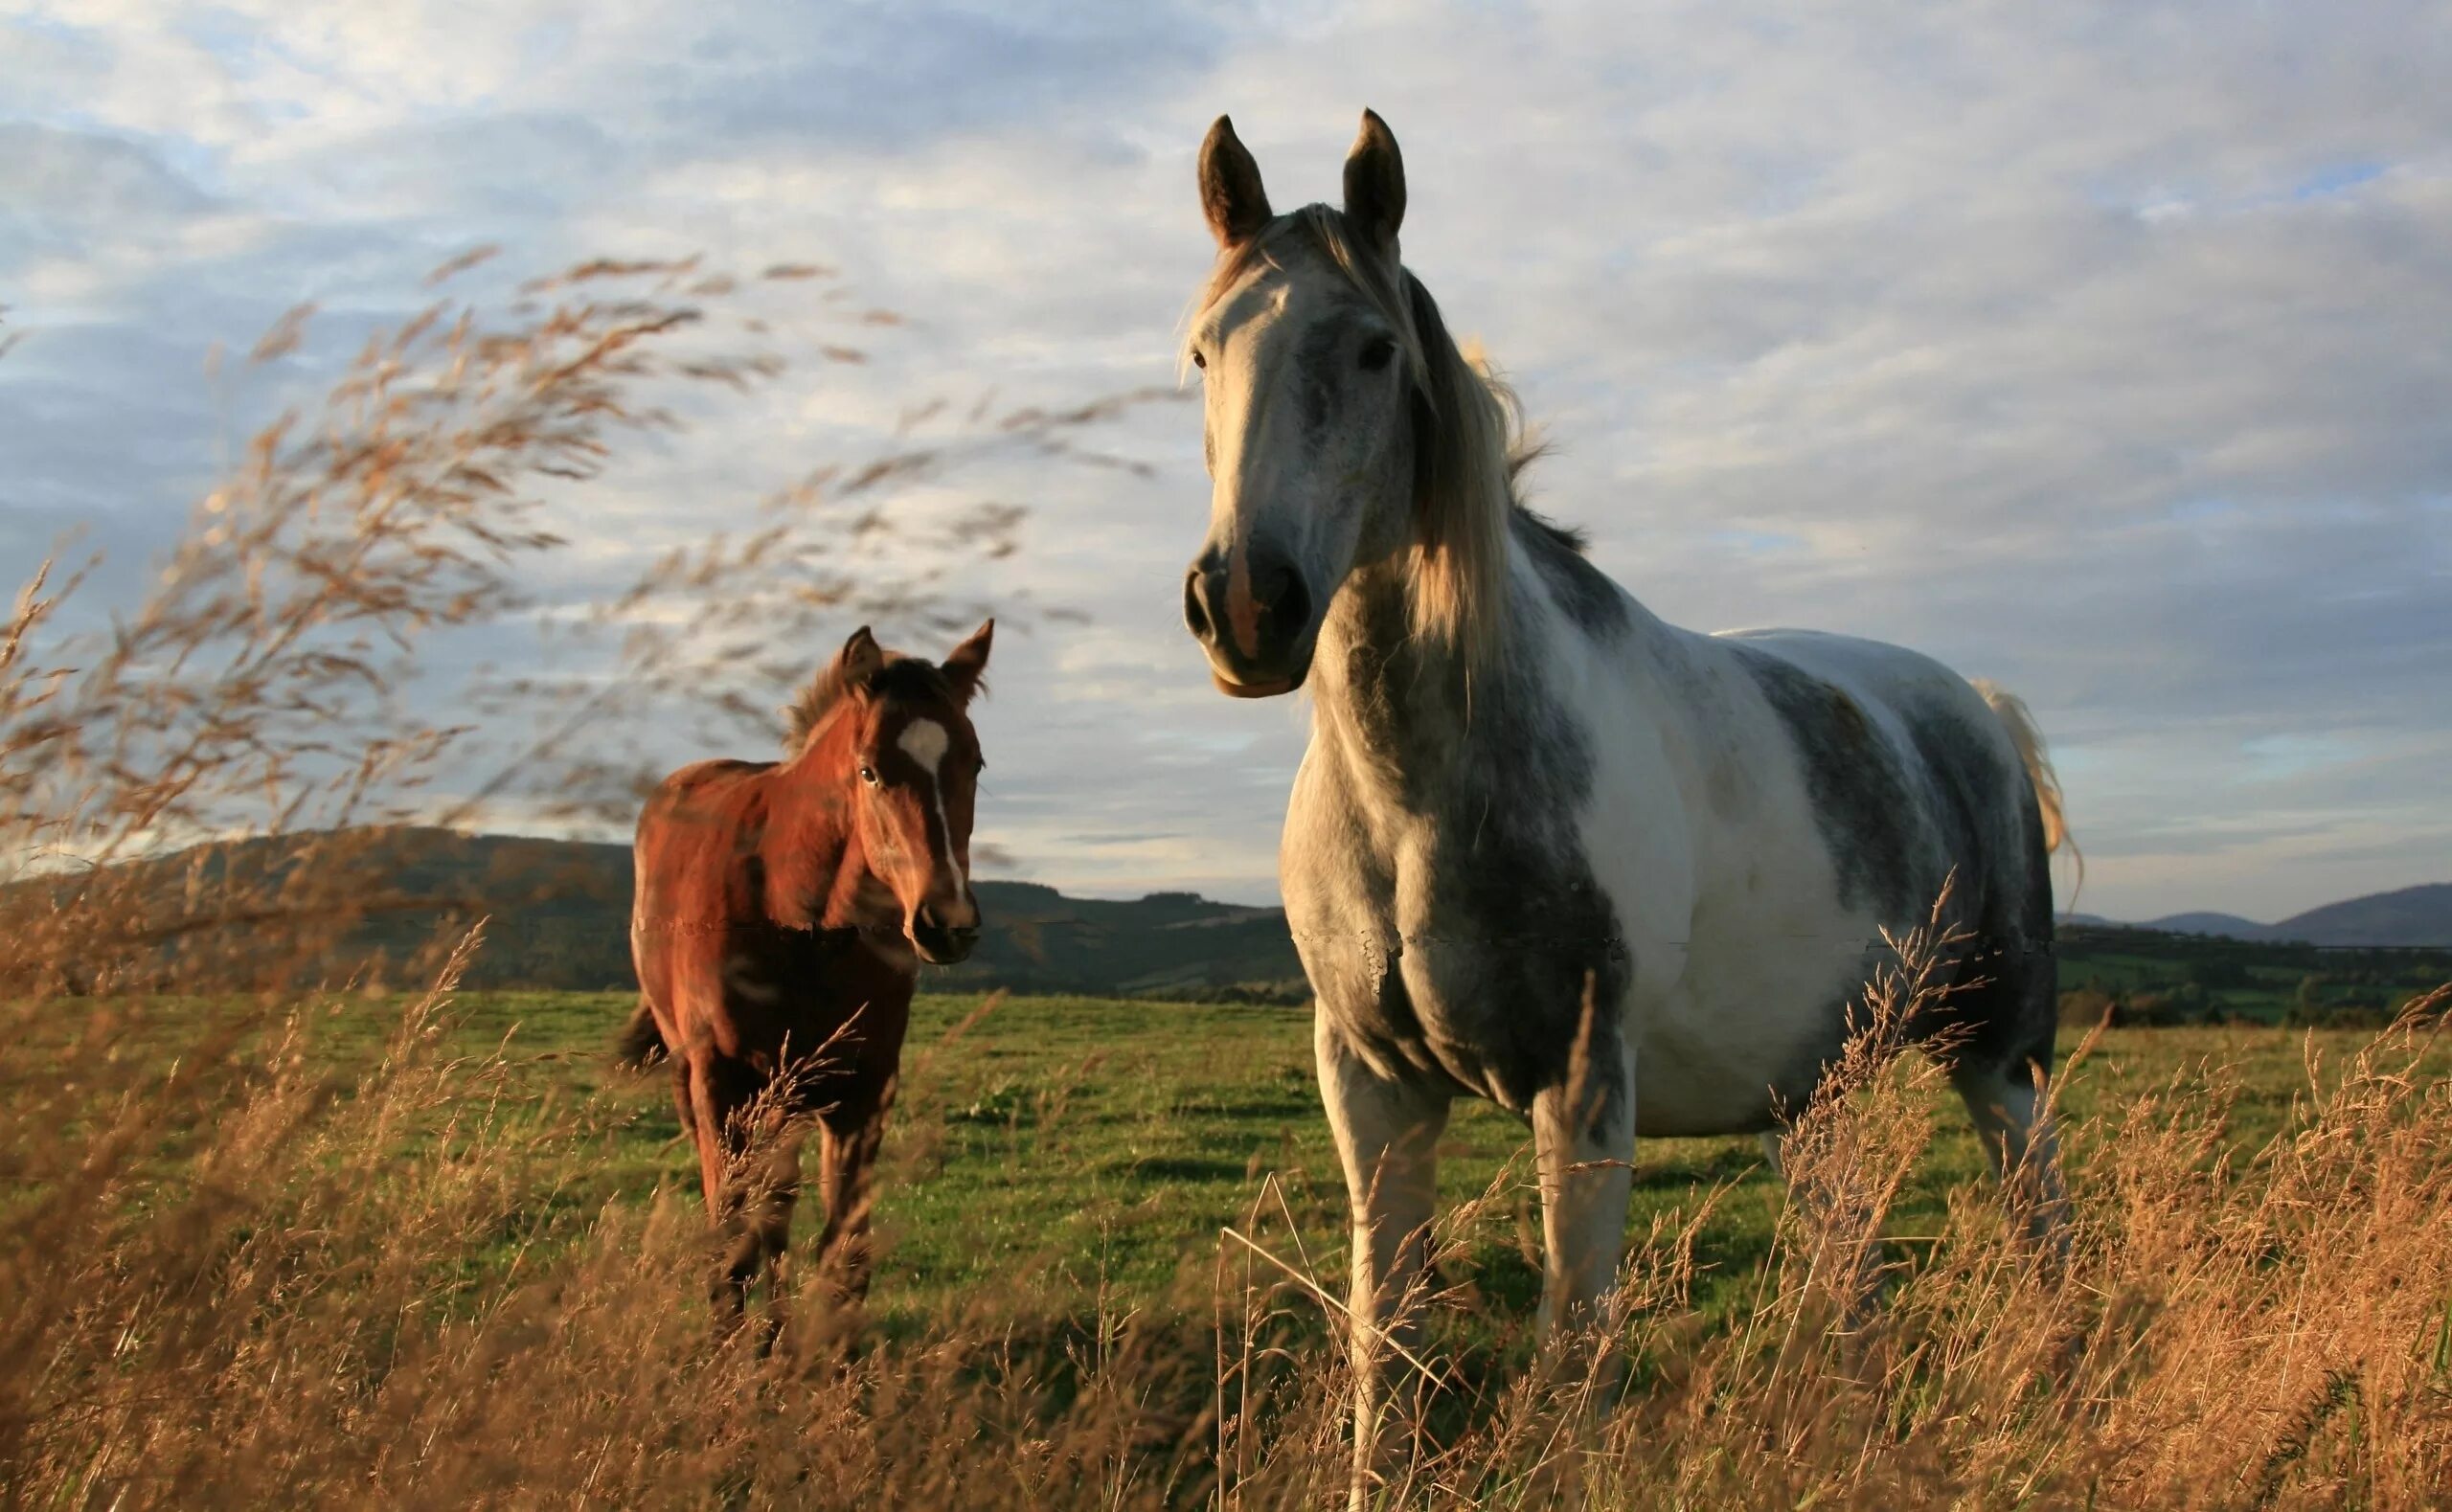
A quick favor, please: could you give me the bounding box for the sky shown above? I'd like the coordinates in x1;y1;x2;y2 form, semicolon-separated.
3;0;2448;924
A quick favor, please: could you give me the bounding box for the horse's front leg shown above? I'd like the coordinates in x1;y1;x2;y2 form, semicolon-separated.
1316;1013;1450;1509
812;1073;896;1308
1531;1020;1636;1353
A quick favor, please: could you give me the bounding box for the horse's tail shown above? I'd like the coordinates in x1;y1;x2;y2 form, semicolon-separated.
613;998;669;1071
1971;679;2082;909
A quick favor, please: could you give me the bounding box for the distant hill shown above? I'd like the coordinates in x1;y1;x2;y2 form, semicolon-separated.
2073;885;2452;948
2271;884;2452;948
29;828;2450;1000
929;881;1303;999
361;829;1309;997
2142;912;2274;942
33;827;1306;1000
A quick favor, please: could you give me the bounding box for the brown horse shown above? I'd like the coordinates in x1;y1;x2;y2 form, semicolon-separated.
619;621;992;1337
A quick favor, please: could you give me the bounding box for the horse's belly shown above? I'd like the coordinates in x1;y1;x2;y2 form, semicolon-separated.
1629;1014;1822;1136
1628;927;1867;1137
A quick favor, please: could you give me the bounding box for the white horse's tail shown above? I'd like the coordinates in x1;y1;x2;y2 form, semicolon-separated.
1970;680;2082;908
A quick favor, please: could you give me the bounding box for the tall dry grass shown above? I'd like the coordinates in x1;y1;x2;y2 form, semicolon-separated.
7;907;2447;1506
5;255;2451;1508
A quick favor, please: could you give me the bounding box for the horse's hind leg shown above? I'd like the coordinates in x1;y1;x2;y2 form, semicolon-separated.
1757;1129;1785;1179
671;1061;701;1184
1952;1058;2072;1259
686;1054;767;1338
741;1118;806;1354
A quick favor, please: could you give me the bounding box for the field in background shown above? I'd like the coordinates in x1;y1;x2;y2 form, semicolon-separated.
2057;926;2452;1027
30;987;2443;1334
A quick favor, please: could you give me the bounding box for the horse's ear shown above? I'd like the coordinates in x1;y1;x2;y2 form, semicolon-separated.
1198;116;1272;248
942;618;993;704
1341;108;1406;253
837;624;885;690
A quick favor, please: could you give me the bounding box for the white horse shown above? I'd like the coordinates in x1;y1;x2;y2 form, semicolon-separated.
1178;110;2075;1492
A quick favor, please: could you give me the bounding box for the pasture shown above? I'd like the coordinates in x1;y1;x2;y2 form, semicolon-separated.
358;989;2440;1326
9;980;2450;1506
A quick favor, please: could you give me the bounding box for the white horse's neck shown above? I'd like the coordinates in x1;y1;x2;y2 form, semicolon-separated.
1308;519;1698;811
1308;542;1544;796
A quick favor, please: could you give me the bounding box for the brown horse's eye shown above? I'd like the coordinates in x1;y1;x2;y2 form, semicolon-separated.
858;764;878;785
1359;336;1396;372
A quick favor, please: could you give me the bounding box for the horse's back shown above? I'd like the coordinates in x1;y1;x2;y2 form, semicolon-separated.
639;758;774;837
633;760;776;918
1702;625;2058;1072
1712;627;2003;737
630;758;779;1048
1707;626;2038;898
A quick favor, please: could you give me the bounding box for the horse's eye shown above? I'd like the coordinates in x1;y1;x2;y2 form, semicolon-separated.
1191;350;1208;371
1358;336;1396;372
858;765;879;786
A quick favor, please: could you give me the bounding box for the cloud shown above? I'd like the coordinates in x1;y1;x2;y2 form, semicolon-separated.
3;0;2449;923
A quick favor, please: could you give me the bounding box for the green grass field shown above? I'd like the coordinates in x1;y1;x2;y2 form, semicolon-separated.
66;987;2427;1341
13;984;2451;1506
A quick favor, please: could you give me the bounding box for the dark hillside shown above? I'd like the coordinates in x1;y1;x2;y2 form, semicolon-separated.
24;828;2446;1016
17;828;1304;999
2273;883;2452;948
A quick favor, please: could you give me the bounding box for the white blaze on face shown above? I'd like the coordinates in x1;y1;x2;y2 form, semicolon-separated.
895;718;964;891
1204;280;1297;662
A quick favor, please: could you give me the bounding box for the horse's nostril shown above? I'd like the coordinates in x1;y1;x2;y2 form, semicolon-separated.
1260;566;1310;643
1183;569;1215;643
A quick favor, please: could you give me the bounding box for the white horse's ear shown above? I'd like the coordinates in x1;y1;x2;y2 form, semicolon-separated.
1199;115;1272;247
837;624;885;688
1342;108;1406;252
942;618;993;703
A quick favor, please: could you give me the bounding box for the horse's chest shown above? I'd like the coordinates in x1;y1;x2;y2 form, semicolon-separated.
1286;787;1631;1116
691;926;913;1065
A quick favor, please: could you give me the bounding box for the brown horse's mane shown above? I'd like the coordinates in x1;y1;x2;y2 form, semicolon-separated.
783;653;963;756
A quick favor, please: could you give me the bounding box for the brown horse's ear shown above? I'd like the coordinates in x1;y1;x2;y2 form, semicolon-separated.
942;618;993;704
1199;115;1272;248
1341;108;1405;253
837;624;885;691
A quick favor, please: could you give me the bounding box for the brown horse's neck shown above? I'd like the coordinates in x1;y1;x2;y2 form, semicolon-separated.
761;711;891;934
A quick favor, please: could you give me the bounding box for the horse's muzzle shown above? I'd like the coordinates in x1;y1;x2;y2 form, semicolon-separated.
1184;546;1315;698
909;901;981;964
